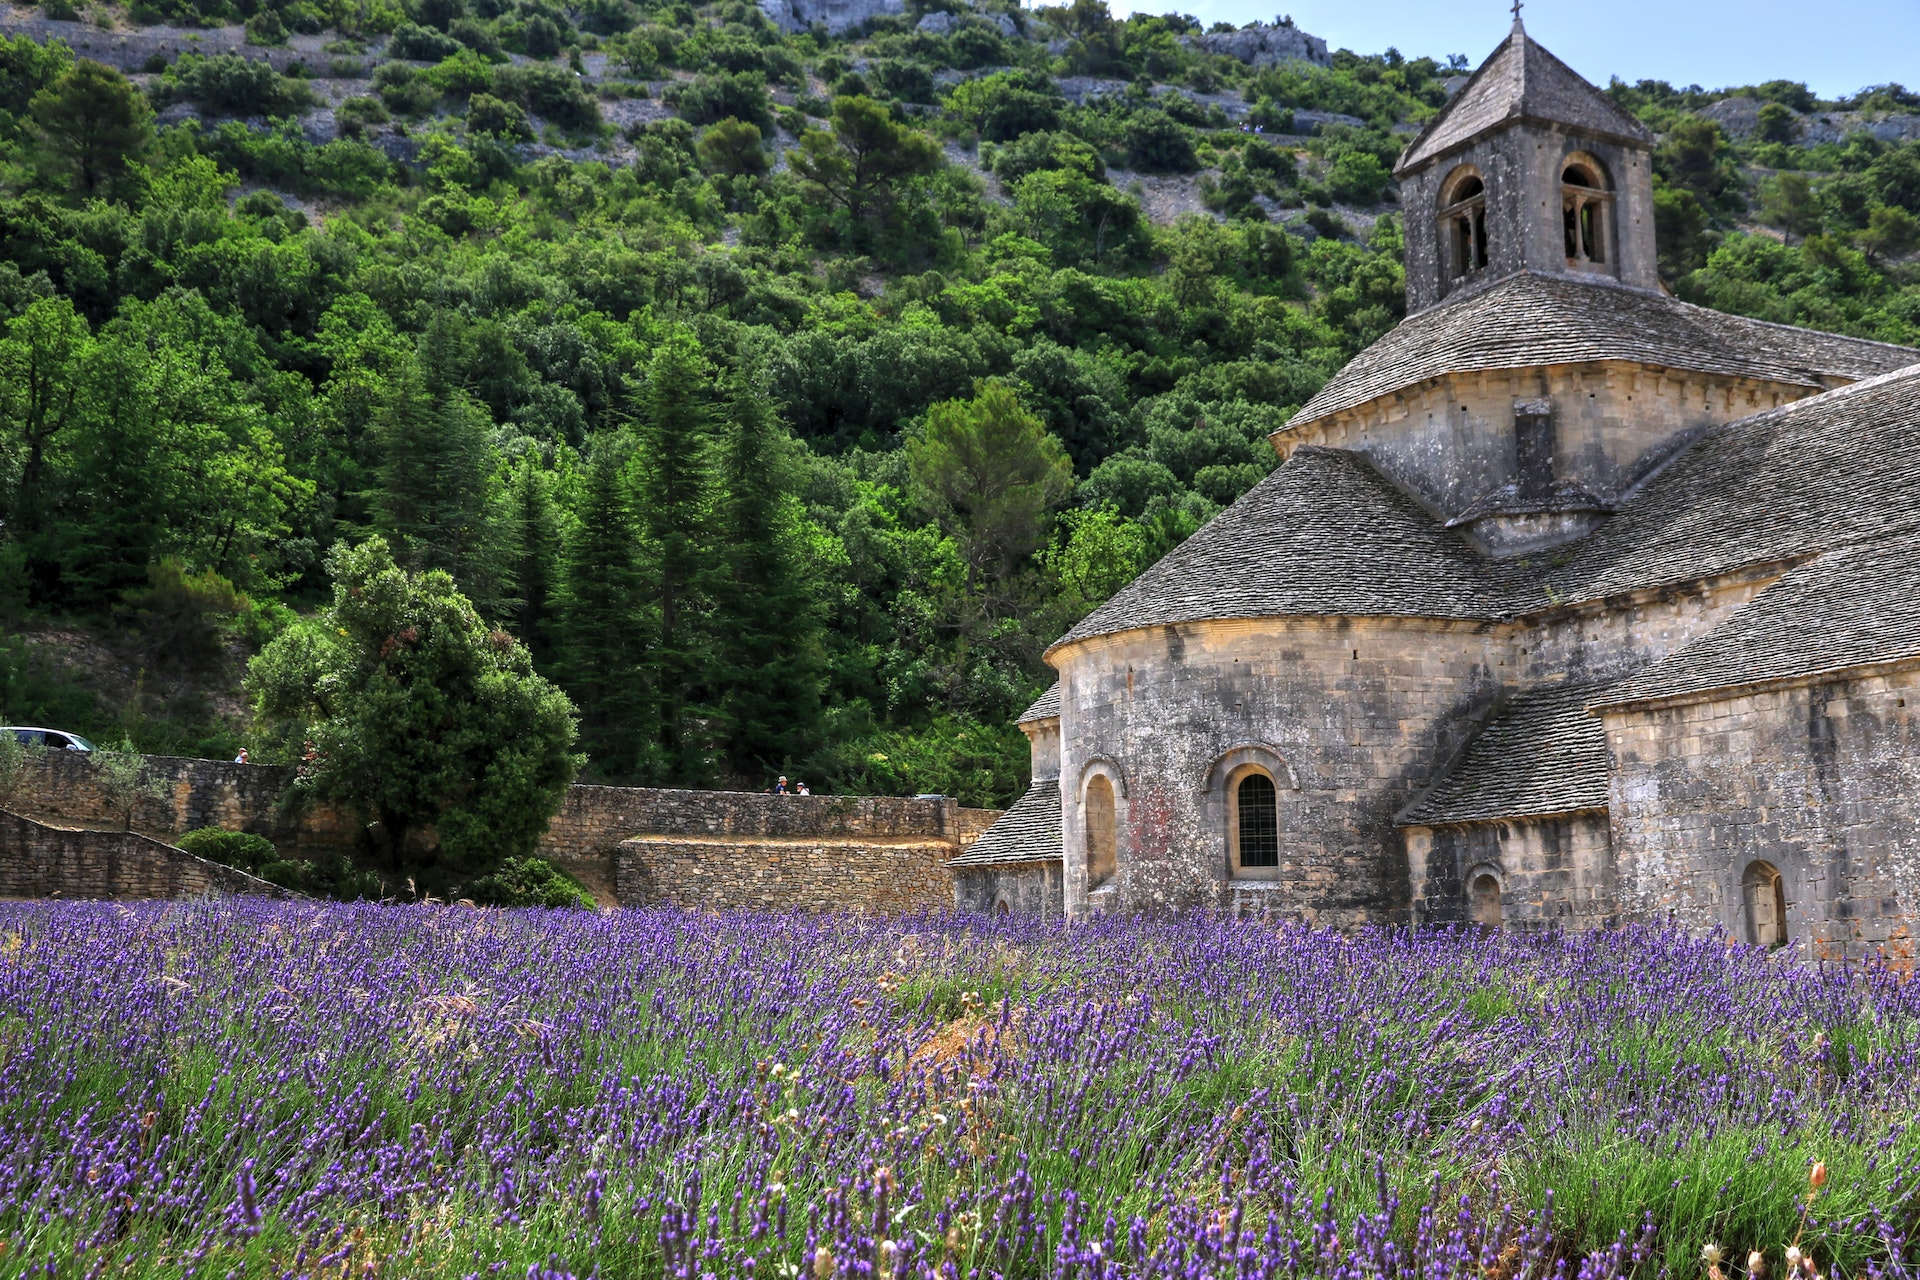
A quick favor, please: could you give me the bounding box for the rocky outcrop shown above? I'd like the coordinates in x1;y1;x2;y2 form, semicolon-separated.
759;0;904;35
1702;96;1920;145
916;9;1017;36
1185;20;1328;70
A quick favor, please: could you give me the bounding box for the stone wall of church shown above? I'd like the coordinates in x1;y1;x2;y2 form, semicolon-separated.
1272;362;1817;522
1404;813;1616;931
1051;615;1509;923
1400;124;1658;313
952;862;1063;916
1513;566;1785;682
1603;665;1920;960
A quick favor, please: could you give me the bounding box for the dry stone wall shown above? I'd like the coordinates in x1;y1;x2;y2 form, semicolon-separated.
0;810;292;900
5;752;998;910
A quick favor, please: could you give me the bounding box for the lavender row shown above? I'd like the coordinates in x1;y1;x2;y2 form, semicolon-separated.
0;902;1916;1279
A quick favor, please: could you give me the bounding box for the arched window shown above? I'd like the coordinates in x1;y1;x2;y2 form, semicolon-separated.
1232;772;1279;874
1742;861;1788;949
1469;871;1503;928
994;897;1010;917
1084;774;1117;889
1561;158;1611;267
1438;168;1489;286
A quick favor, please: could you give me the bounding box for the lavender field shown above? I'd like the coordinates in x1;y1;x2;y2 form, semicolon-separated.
4;904;1919;1280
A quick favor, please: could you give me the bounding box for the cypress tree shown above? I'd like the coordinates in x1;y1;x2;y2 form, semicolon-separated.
554;436;653;779
633;333;718;786
711;382;824;780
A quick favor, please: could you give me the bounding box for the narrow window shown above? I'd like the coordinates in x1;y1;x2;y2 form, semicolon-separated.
1236;773;1279;869
1439;171;1487;287
1469;873;1502;928
1742;862;1788;949
1561;163;1609;268
1084;775;1117;889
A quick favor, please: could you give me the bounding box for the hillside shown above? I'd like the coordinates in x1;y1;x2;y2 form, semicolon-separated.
1;0;1918;805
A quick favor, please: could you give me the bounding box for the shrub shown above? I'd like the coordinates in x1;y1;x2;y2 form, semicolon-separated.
1122;110;1197;173
464;856;594;908
1326;149;1389;203
244;10;289;46
389;21;462;61
467;91;531;139
491;62;601;133
667;70;771;131
520;14;564;58
176;828;278;874
374;61;441;116
335;94;391;138
165;54;316;117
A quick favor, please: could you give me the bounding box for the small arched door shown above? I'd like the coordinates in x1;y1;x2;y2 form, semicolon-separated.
1469;872;1503;928
1743;862;1788;949
1084;774;1117;888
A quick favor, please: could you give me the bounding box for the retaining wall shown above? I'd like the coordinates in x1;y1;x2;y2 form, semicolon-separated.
0;810;292;900
6;752;1000;908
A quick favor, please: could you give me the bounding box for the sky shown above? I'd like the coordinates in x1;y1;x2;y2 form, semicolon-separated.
1100;0;1920;101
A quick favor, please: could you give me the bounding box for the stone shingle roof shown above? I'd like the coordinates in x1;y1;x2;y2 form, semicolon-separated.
1399;679;1616;827
946;780;1062;867
1591;534;1920;709
1285;273;1920;431
1017;682;1060;724
1396;26;1654;176
1050;446;1504;652
1529;362;1920;611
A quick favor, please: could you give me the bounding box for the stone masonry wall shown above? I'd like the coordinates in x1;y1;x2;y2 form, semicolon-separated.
0;810;292;900
1604;665;1920;959
617;834;959;913
1275;362;1819;523
1052;615;1511;924
1405;813;1616;931
7;752;997;909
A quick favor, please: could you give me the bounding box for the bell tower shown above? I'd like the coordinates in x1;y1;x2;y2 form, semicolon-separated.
1394;16;1659;313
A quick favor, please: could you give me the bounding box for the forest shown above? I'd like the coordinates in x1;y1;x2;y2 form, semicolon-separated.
1;0;1918;814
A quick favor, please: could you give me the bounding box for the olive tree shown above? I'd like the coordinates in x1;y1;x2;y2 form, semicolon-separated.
248;537;580;874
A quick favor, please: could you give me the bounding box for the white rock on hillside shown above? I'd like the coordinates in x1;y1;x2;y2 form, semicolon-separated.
759;0;905;35
1185;19;1329;69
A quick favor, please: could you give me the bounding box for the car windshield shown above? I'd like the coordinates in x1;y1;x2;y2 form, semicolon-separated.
68;734;96;751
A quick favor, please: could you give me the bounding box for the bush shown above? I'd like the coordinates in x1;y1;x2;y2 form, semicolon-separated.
165;55;316;117
1326;149;1389;203
667;70;772;131
374;61;442;116
492;62;601;133
244;10;289;45
335;94;391;138
464;856;594;908
176;828;278;874
389;21;463;61
1123;110;1197;173
467;91;531;139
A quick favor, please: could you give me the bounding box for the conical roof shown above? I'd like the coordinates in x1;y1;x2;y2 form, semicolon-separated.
1395;23;1653;176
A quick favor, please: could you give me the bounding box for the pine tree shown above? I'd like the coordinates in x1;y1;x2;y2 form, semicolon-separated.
505;456;564;667
711;382;824;780
554;437;652;779
634;333;719;786
373;361;502;615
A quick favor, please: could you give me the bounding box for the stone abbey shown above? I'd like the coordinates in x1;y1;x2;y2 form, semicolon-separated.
953;19;1920;958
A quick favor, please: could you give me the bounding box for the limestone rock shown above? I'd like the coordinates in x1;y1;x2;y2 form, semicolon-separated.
758;0;905;36
916;10;954;32
1184;20;1328;69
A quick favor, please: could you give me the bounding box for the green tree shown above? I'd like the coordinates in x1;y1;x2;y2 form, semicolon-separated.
710;382;824;778
504;456;564;665
31;60;152;198
907;381;1073;593
790;96;943;227
0;296;90;546
91;737;169;831
1758;171;1821;245
696;117;769;176
247;536;580;875
372;359;502;614
1856;205;1919;265
633;333;718;784
555;437;653;780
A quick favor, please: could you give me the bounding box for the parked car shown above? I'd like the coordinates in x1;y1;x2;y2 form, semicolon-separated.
4;727;95;752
